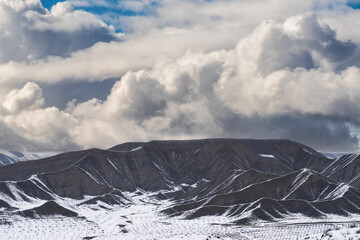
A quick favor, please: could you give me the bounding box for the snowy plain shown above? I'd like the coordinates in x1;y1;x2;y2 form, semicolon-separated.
1;190;360;240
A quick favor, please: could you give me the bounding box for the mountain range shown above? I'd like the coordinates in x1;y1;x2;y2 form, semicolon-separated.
1;139;360;226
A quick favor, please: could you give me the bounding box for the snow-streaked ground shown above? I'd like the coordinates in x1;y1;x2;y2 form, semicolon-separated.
1;191;360;240
322;225;360;239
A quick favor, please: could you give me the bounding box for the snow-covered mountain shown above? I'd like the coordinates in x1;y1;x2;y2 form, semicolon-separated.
0;150;55;167
1;139;360;239
321;152;348;159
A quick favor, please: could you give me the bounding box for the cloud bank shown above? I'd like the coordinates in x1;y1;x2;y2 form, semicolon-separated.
1;0;360;152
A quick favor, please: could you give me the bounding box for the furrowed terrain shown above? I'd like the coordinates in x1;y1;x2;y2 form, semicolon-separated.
1;139;360;239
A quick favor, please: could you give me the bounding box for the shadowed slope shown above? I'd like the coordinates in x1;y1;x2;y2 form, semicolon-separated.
322;153;360;189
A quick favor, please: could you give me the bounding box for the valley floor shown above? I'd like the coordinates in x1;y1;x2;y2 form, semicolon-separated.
1;192;360;240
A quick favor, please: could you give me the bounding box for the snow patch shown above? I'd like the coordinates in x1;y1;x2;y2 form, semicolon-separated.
303;148;314;155
130;146;143;152
259;154;275;158
325;183;350;199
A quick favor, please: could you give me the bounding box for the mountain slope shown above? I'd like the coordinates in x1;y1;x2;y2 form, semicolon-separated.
322;153;360;189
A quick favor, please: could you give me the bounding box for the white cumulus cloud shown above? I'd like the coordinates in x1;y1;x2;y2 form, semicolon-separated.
2;82;44;114
0;0;120;63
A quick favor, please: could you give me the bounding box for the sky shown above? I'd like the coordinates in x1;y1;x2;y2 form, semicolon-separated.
1;0;360;152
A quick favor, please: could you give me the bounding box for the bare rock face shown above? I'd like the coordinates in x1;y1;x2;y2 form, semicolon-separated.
0;138;360;223
20;201;78;218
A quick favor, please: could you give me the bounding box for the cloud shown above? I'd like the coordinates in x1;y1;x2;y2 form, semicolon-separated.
2;82;44;114
1;0;360;152
0;26;243;89
0;82;78;151
2;107;79;151
0;0;120;63
3;12;360;152
0;0;327;87
65;13;360;151
216;14;359;118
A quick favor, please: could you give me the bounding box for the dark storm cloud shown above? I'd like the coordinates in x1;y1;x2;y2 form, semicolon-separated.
40;78;117;109
218;113;358;152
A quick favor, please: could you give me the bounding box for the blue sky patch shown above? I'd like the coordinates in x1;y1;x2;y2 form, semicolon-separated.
40;0;65;10
346;0;360;9
347;3;360;9
40;0;158;32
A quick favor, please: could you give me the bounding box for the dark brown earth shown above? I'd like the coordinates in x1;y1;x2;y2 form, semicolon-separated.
20;201;78;218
